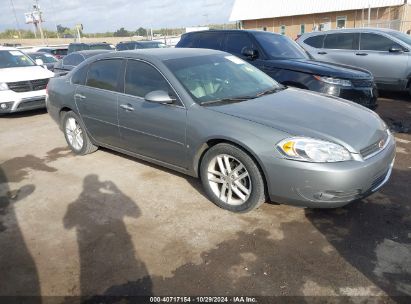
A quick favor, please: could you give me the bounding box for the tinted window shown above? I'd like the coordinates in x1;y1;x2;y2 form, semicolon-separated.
117;43;134;51
225;33;253;55
324;33;357;50
86;59;123;91
197;33;224;50
304;35;325;48
389;31;411;47
72;64;88;85
360;33;402;51
63;54;84;66
254;32;308;59
125;60;172;98
176;34;197;48
52;49;67;56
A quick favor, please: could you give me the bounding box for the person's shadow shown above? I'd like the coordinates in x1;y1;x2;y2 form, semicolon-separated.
0;168;40;303
63;174;153;300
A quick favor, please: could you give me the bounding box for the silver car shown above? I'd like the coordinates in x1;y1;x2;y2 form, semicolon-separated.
46;49;395;212
297;28;411;93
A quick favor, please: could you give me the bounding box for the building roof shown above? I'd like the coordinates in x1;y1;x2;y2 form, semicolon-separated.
229;0;406;21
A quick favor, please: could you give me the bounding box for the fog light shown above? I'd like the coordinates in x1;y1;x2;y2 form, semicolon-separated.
1;103;9;109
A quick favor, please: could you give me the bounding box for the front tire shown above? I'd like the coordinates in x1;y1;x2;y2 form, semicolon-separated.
62;111;97;155
200;143;266;213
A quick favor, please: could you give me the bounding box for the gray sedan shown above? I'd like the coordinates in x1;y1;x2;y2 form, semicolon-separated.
46;49;395;212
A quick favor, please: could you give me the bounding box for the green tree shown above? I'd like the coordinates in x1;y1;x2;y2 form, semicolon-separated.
135;27;147;37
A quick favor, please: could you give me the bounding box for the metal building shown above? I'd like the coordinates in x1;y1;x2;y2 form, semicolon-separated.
229;0;411;38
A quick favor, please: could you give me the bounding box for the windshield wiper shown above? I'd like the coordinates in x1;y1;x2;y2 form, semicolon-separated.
200;96;256;105
255;87;284;97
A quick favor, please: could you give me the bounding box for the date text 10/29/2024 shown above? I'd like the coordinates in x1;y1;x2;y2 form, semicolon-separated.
150;296;258;303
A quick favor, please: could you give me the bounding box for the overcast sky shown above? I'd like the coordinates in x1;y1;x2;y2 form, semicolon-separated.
2;0;235;32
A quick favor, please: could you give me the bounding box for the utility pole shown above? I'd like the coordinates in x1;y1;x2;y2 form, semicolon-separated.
33;0;45;43
368;2;371;26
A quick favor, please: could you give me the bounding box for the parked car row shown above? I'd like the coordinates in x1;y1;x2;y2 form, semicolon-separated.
0;47;54;113
1;28;398;212
297;28;411;94
46;48;395;212
176;30;378;109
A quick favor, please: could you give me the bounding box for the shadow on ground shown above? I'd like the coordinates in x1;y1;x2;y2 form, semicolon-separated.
0;108;47;119
0;168;40;302
306;167;411;299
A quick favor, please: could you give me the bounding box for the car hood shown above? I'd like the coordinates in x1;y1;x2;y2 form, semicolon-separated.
265;59;371;79
0;66;54;82
205;88;386;153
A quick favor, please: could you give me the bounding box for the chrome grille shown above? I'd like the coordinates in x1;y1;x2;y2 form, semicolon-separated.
351;79;373;88
7;78;49;93
360;131;389;159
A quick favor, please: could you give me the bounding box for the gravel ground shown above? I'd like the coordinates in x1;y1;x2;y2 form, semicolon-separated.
0;95;410;303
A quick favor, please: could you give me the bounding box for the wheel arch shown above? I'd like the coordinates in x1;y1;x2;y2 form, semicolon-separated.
193;137;269;196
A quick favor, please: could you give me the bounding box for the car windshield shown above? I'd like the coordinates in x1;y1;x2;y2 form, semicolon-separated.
141;42;167;48
389;31;411;47
29;53;58;63
165;54;281;104
254;32;309;60
0;50;35;68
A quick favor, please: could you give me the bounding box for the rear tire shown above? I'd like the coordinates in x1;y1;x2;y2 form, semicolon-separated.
62;111;97;155
200;143;266;213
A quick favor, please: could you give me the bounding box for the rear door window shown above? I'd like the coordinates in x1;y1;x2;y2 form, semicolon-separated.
63;54;84;66
197;33;224;50
360;33;403;51
225;32;253;55
324;33;358;50
304;35;325;48
86;59;123;92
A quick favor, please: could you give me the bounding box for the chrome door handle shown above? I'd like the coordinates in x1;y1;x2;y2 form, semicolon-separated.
74;93;86;100
356;52;368;56
317;51;327;55
120;104;134;111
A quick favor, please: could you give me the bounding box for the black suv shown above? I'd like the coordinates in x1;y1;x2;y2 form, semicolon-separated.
176;30;378;108
68;42;114;54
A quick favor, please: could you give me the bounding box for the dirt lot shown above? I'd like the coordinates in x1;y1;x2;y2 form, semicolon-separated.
0;95;410;303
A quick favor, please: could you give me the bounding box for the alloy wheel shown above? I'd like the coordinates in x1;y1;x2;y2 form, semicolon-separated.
207;154;252;205
65;117;84;151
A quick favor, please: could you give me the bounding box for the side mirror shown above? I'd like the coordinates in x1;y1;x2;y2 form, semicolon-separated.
241;47;258;59
145;90;176;104
35;58;44;66
389;46;403;53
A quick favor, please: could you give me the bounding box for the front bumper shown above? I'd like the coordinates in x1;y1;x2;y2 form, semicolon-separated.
0;89;47;113
263;134;396;208
317;83;378;109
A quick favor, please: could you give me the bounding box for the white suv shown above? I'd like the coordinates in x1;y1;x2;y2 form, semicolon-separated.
0;47;54;113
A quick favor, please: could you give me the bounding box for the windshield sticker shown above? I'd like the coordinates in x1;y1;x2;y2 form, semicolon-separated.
225;55;245;64
9;51;23;56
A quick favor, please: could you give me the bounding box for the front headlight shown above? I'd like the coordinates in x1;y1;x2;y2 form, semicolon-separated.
314;76;352;87
277;137;352;162
0;82;9;91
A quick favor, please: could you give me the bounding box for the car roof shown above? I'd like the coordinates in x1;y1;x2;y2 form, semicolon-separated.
70;42;110;45
118;40;164;44
94;48;227;61
183;29;282;36
69;50;112;57
0;46;19;51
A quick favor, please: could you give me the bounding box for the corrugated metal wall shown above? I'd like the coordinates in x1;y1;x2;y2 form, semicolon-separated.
229;0;405;21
